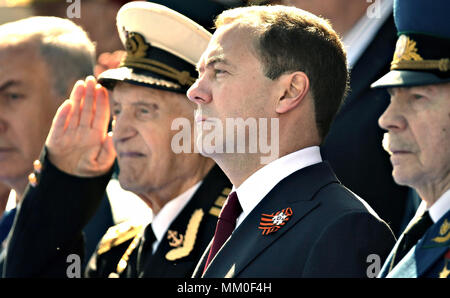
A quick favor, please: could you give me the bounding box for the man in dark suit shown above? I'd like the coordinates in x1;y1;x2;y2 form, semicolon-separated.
187;4;395;277
371;0;450;278
3;2;231;278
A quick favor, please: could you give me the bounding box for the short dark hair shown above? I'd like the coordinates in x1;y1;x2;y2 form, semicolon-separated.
215;5;349;140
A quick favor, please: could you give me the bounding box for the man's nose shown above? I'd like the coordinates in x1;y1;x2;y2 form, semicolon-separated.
112;114;137;143
187;77;212;105
378;98;407;132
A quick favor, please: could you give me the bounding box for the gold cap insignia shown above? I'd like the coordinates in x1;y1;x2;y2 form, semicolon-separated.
119;30;196;87
125;31;150;59
392;35;423;67
391;35;449;72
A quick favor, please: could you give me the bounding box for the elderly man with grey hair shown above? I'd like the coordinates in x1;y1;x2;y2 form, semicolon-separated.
0;16;113;269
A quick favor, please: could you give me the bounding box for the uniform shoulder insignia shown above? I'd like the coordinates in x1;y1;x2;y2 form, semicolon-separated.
209;187;231;217
97;221;143;255
432;219;450;244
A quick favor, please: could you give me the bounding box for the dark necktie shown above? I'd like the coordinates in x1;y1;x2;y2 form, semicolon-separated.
390;210;433;270
203;191;242;273
137;224;156;273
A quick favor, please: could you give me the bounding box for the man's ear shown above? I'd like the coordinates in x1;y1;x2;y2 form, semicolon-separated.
275;71;309;114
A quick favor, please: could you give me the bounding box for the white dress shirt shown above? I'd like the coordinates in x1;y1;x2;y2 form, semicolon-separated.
5;190;17;212
428;189;450;224
151;181;202;254
234;146;322;228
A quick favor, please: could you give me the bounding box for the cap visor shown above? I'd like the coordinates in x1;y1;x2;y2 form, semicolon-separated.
371;70;450;88
98;67;185;93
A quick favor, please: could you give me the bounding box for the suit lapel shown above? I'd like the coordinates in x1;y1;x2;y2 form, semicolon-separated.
203;162;339;277
192;239;213;278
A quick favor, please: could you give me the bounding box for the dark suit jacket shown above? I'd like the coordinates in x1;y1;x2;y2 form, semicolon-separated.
379;209;450;278
193;162;396;278
321;15;410;237
2;149;231;278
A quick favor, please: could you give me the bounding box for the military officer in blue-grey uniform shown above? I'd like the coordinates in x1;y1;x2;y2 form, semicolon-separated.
371;0;450;278
3;2;233;278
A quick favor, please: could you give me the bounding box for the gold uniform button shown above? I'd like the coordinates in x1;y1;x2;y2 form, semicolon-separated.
28;173;37;187
33;160;42;173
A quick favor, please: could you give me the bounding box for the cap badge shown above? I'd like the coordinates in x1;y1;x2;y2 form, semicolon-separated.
391;35;449;72
120;30;196;87
391;35;423;68
258;207;293;235
125;31;150;59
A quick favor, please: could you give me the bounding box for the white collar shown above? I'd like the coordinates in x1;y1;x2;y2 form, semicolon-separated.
234;146;322;228
151;181;202;253
428;189;450;223
5;190;17;212
342;0;393;68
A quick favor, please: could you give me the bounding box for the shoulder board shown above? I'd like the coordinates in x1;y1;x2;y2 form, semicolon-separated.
97;221;143;255
208;187;231;217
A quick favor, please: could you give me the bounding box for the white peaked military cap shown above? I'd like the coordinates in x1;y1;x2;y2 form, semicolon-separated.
98;1;212;93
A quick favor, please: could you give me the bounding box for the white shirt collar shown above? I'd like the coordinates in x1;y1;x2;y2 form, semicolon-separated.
342;0;393;68
5;190;17;212
428;189;450;223
234;146;322;228
151;181;202;253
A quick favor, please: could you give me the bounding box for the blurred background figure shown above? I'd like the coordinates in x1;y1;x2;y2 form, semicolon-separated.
0;16;113;270
0;182;12;249
0;182;10;219
266;0;413;236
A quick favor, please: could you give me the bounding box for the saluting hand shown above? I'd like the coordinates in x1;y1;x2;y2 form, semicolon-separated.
46;76;116;177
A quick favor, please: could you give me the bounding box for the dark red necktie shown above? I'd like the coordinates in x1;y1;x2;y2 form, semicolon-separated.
203;191;242;273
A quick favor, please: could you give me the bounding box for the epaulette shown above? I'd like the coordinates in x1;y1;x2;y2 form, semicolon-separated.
208;187;231;217
97;221;143;255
